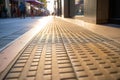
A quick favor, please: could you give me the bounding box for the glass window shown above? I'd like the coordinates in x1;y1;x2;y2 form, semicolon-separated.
75;0;84;15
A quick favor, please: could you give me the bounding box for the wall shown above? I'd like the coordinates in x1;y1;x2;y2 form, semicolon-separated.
83;0;109;24
61;0;109;24
61;0;75;18
97;0;109;24
109;0;120;24
61;0;69;17
84;0;97;23
69;0;75;18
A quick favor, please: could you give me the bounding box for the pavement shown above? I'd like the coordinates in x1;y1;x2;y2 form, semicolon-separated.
0;17;46;51
0;16;120;80
0;16;51;70
62;18;120;42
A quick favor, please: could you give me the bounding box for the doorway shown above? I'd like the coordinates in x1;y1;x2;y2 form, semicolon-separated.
109;0;120;24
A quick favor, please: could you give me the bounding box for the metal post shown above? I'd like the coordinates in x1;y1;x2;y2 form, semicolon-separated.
54;0;57;16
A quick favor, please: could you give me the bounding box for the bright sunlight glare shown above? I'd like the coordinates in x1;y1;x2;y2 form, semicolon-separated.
47;0;54;14
33;16;52;33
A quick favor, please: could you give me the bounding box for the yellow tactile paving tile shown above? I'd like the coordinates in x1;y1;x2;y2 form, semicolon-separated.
1;18;120;80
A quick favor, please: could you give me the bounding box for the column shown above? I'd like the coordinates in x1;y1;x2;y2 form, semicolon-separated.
61;0;69;18
97;0;109;24
5;0;11;17
69;0;75;18
61;0;75;18
84;0;109;24
84;0;97;23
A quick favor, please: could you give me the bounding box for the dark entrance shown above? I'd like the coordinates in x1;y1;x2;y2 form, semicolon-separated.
57;0;62;16
109;0;120;24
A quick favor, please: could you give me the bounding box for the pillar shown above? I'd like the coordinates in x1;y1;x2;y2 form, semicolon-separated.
84;0;109;24
61;0;68;17
61;0;75;18
5;0;11;17
97;0;109;24
69;0;75;18
84;0;97;23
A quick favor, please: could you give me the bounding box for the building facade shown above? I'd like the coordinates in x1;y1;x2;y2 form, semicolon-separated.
55;0;120;24
0;0;43;18
0;0;25;17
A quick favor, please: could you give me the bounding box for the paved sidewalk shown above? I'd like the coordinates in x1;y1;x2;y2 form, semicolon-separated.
0;16;52;76
0;17;45;51
62;18;120;42
0;17;120;80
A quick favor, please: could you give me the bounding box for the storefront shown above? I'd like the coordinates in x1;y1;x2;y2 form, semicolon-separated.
0;0;6;18
75;0;84;15
109;0;120;24
0;0;19;17
0;0;43;18
25;0;44;16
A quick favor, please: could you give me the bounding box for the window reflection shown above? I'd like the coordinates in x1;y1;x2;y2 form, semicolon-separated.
75;0;84;15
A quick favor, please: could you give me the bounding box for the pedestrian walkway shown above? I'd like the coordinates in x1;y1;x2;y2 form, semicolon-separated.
0;17;44;51
0;17;120;80
62;18;120;42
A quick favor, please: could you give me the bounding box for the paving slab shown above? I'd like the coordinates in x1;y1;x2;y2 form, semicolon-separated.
62;18;120;42
0;17;120;80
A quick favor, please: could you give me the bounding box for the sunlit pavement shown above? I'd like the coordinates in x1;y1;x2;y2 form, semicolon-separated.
62;18;120;42
0;16;120;80
0;16;52;74
0;17;49;51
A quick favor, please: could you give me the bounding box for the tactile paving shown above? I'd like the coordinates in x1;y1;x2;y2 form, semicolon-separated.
1;18;120;80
